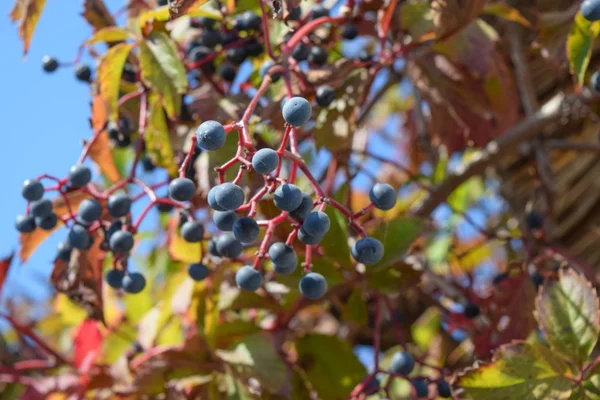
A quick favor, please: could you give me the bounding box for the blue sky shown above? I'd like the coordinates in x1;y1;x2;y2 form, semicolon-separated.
0;1;121;302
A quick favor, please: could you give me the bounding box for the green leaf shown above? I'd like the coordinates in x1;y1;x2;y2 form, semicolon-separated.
567;13;600;88
139;39;182;119
482;3;530;27
456;342;575;399
124;274;153;324
322;204;352;270
102;321;137;363
535;269;600;367
216;332;290;393
98;43;132;120
447;176;484;213
218;287;281;312
342;289;368;325
411;307;441;351
371;216;424;269
145;93;178;175
366;262;420;294
296;334;366;399
146;32;188;93
87;26;130;44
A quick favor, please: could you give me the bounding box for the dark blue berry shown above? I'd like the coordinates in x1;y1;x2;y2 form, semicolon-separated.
341;24;358;40
208;186;226;211
291;43;310;61
246;39;263;57
525;210;543;230
15;215;36;233
216;233;243;258
226;47;248;65
213;183;245;211
141;156;155;172
106;220;123;241
196;16;217;29
363;377;380;394
282;97;311;127
188;263;210;281
196;120;226;151
260;60;280;82
30;198;52;218
299;272;327;299
268;242;297;275
310;4;329;19
22;179;44;201
390;351;414;375
200;29;222;48
288;6;301;20
109;230;134;253
252;148;279;174
302;211;330;237
107;194;131;218
122;272;146;294
437;381;451;398
213;210;239;231
591;71;600;91
75;64;92;82
35;212;58;230
169;177;196;202
106;269;125;289
235;265;262;291
220;64;237;82
412;379;428;398
56;242;72;262
68;224;90;250
180;220;205;242
316;85;335;107
290;193;313;220
352;237;384;265
464;302;480;318
369;183;397;210
582;0;600;22
78;199;102;223
531;272;545;288
308;46;328;66
297;227;324;245
68;164;92;187
274;183;303;211
42;56;59;72
208;237;221;256
232;217;260;243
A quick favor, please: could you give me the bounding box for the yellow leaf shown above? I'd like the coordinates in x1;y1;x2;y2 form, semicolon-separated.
10;0;48;54
87;26;130;44
98;43;133;120
139;39;181;119
139;4;221;26
168;0;212;18
89;95;123;183
167;216;202;263
483;3;530;27
54;294;88;326
145;94;178;175
204;266;224;349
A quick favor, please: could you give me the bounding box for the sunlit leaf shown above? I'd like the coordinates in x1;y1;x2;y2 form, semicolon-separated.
168;0;210;18
10;0;48;54
535;269;600;367
145;94;178;176
567;13;600;88
98;43;133;120
167;216;202;263
139;4;222;26
145;32;188;94
90;95;124;183
411;307;441;351
371;216;424;269
87;26;130;44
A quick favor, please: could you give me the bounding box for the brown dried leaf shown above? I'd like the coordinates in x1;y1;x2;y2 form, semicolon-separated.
9;0;48;55
19;190;92;263
90;94;123;183
431;0;484;41
82;0;116;31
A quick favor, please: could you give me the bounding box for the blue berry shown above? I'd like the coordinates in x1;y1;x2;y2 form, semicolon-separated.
208;186;226;211
35;212;58;230
188;263;210;281
22;179;44;201
235;265;262;291
369;183;397;210
363;377;380;394
252;148;279;175
316;85;335;107
292;43;310;61
68;164;91;187
68;224;90;249
15;215;36;233
288;6;301;20
30;198;52;218
582;0;600;22
56;242;72;262
268;242;297;275
200;29;223;48
302;211;330;237
196;120;226;151
75;64;92;82
213;183;245;211
78;199;102;223
591;71;600;91
106;269;124;289
274;183;303;211
226;47;248;65
122;272;146;294
213;210;239;231
525;210;543;230
180;220;205;242
215;233;243;258
259;59;280;82
282;97;311;127
109;230;134;253
208;237;221;256
290;193;313;220
464;302;480;318
341;24;358;40
42;56;59;73
308;46;328;66
234;11;261;31
310;4;329;19
232;217;260;243
412;379;428;398
352;237;384;265
299;272;327;300
220;64;237;82
169;177;196;202
106;220;123;240
297;227;324;245
437;381;451;398
390;351;414;375
107;194;131;217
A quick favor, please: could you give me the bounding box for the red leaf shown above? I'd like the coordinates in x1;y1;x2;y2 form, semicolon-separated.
74;319;102;371
0;252;15;300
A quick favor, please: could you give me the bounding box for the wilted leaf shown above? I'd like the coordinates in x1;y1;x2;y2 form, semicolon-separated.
371;216;424;269
567;13;600;88
20;190;92;262
296;334;366;399
145;94;178;176
139;39;181;119
535;269;600;367
82;0;116;31
87;26;130;44
342;289;368;325
98;43;132;120
216;332;290;394
0;252;15;300
90;95;124;182
431;0;484;41
482;3;530;27
455;342;575;399
10;0;47;54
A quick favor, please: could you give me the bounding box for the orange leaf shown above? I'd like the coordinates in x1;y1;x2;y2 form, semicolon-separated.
89;95;122;183
10;0;48;55
0;252;15;300
98;43;133;120
19;190;92;263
